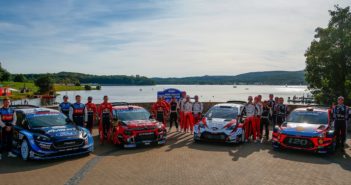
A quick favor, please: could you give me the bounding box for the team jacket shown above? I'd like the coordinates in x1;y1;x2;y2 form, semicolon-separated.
275;104;288;117
333;104;349;121
59;102;71;116
241;103;257;117
0;107;17;128
192;102;204;114
99;102;113;121
69;103;88;122
86;102;98;119
183;101;193;113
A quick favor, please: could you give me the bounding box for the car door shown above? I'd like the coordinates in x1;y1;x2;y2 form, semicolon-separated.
12;111;27;149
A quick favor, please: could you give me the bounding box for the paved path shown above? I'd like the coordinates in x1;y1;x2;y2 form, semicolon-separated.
1;129;351;185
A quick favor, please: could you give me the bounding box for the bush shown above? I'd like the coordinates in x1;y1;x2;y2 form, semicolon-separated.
34;74;54;94
84;85;92;90
13;74;27;82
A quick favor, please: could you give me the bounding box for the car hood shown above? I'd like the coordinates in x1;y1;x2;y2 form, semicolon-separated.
31;124;81;139
123;120;160;129
204;118;236;130
281;122;327;137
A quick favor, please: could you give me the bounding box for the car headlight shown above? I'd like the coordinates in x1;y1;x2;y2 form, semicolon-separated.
35;134;51;142
81;130;88;138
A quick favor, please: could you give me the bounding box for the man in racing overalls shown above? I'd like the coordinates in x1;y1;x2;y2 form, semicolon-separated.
151;97;169;126
99;95;113;145
183;96;194;133
0;97;17;160
275;97;287;127
69;95;88;127
240;96;258;142
260;101;270;141
86;96;98;133
267;94;276;129
192;95;203;125
59;95;71;118
332;96;349;150
177;92;187;131
169;96;179;132
254;96;263;142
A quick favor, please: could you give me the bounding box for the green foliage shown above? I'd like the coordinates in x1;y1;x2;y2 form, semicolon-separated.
13;74;27;82
305;5;351;105
0;66;11;81
34;74;55;94
84;85;92;90
153;71;305;85
96;85;101;90
23;72;155;85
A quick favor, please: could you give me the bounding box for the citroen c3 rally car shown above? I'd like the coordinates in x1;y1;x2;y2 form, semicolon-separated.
110;105;167;148
11;106;94;160
194;103;245;144
272;107;336;154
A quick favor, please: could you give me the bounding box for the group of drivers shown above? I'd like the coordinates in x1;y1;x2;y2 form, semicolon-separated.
58;95;113;145
240;94;288;143
151;92;203;133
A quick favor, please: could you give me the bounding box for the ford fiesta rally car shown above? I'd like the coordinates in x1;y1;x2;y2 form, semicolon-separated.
272;107;336;154
110;105;167;148
11;106;94;160
194;103;245;144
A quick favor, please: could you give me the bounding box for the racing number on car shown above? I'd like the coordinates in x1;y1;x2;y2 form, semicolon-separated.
288;138;308;146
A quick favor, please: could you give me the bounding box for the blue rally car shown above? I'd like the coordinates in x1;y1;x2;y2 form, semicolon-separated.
11;106;94;160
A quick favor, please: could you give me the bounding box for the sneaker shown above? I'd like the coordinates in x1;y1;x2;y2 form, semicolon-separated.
8;152;16;158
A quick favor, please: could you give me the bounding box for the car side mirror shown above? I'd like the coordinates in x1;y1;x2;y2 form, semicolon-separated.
149;115;154;119
66;118;72;123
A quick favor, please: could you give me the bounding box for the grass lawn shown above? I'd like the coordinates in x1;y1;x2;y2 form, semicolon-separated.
0;82;98;100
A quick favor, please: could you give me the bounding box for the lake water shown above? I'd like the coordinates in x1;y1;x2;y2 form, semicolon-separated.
14;85;310;106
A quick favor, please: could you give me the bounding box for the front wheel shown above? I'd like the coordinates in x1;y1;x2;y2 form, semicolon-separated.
21;139;31;161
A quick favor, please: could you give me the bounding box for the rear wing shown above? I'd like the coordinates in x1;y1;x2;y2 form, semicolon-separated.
226;100;246;105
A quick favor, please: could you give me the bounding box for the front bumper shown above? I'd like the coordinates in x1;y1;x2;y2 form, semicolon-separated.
118;131;167;148
272;133;334;153
194;126;243;143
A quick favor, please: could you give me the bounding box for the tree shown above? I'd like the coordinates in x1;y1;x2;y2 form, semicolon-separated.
34;74;55;94
0;67;11;81
13;74;27;82
305;5;351;105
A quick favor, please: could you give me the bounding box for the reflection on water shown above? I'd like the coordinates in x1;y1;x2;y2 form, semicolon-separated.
14;85;310;106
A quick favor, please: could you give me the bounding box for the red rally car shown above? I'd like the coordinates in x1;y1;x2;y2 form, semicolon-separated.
272;107;336;154
110;105;167;148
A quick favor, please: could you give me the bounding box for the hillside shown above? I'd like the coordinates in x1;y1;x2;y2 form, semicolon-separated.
152;70;305;85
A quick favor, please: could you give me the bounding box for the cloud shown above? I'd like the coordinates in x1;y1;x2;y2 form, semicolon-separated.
0;0;350;77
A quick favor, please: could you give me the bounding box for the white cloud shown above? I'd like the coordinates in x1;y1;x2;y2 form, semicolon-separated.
1;0;350;77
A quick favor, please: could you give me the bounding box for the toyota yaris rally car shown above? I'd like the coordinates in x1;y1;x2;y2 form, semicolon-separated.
111;105;167;148
194;103;245;144
272;107;336;154
11;107;94;160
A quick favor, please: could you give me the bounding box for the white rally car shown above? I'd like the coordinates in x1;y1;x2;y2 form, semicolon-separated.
194;103;245;144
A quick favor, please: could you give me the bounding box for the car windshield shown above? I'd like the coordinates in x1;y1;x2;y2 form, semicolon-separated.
287;111;328;125
27;114;67;128
116;109;150;121
206;107;238;120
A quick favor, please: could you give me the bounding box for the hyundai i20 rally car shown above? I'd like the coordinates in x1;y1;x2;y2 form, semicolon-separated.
111;105;167;148
272;107;336;154
194;103;245;144
11;107;94;160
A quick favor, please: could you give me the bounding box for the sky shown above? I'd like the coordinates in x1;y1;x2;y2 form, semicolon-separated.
0;0;350;77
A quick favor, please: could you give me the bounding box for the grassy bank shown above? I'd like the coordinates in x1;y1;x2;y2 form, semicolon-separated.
0;82;99;100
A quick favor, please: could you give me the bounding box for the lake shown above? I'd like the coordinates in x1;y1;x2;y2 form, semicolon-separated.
14;85;310;106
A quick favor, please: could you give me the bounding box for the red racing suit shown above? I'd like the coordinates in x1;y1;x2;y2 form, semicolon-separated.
151;101;169;125
241;103;258;140
183;101;194;132
98;102;113;144
86;102;98;133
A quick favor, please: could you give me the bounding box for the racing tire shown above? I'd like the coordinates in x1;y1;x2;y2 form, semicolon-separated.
20;139;31;161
